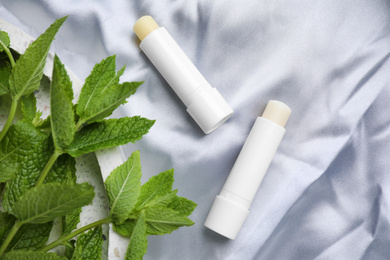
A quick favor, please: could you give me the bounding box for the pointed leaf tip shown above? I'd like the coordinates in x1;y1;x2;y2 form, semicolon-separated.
9;16;67;98
105;150;142;225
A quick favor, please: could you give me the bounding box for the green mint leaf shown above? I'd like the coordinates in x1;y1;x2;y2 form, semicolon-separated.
0;212;15;246
9;17;67;99
0;120;47;182
11;182;94;225
136;169;174;210
45;153;77;184
71;226;103;260
67;117;154;157
3;136;53;212
80;81;142;124
168;196;197;217
20;92;38;122
50;55;75;150
76;55;123;122
63;207;82;235
139;190;178;210
76;55;118;113
0;60;11;95
144;206;194;235
125;210;148;260
8;222;52;252
105;150;142;225
3;138;76;212
0;30;10;52
113;219;136;237
3;250;67;260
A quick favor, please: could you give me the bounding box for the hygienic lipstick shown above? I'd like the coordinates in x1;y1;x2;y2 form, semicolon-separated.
134;16;233;134
204;100;291;239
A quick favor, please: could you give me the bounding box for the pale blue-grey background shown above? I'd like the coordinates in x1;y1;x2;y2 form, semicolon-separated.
1;0;390;259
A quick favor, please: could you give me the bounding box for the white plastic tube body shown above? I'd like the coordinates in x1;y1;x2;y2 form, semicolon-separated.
222;117;286;204
140;27;233;134
140;27;208;106
205;116;286;239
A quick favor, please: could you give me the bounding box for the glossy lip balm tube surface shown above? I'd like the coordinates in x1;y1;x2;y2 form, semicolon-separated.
204;100;291;239
134;16;233;134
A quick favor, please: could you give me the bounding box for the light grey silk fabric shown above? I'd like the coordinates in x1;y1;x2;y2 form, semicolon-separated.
1;0;390;259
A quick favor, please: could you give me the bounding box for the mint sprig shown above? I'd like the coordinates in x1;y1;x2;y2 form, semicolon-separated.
106;151;196;257
0;17;66;143
0;16;197;259
108;154;196;256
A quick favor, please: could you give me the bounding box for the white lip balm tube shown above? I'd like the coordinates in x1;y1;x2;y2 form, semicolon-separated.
204;100;291;239
134;16;233;134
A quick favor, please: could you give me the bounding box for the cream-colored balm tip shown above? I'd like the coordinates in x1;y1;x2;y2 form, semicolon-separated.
133;16;160;41
261;100;291;128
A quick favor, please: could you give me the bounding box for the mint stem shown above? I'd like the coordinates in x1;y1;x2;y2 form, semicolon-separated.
75;119;85;132
35;149;63;187
0;98;18;142
41;217;112;252
0;39;15;68
0;220;22;257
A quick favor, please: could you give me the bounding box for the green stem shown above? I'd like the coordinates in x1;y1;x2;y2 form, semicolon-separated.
35;149;63;187
75;119;85;132
0;220;21;257
0;98;18;142
41;217;112;252
0;39;15;68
